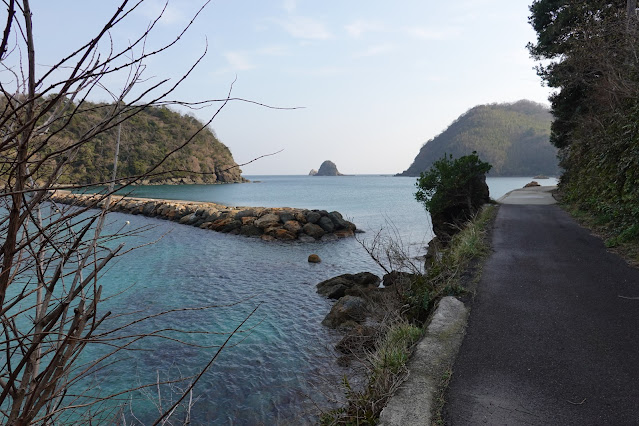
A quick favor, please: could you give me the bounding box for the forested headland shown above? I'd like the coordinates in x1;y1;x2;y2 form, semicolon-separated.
529;0;639;248
398;100;559;177
47;101;245;185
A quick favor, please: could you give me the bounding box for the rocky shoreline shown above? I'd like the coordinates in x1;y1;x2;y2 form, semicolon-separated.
49;191;357;242
316;271;415;364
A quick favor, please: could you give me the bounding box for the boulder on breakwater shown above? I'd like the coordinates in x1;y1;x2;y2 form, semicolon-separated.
49;191;357;242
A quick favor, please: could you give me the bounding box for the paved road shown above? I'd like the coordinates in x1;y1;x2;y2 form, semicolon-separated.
497;185;557;205
443;203;639;425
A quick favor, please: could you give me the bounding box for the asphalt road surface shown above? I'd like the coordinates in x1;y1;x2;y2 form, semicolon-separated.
444;204;639;425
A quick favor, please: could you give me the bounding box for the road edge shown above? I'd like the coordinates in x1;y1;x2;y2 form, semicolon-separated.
378;296;469;425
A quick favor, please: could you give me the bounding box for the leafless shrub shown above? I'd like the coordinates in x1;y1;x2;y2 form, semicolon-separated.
355;217;429;276
0;1;277;423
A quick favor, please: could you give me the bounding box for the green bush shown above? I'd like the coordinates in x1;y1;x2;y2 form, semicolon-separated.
415;152;492;217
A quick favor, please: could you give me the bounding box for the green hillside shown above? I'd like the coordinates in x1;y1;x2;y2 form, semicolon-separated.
398;100;559;177
50;102;244;185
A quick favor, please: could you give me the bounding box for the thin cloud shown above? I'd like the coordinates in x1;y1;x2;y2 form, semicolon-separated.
135;0;185;25
309;66;347;76
285;66;348;76
345;20;385;38
220;46;288;73
355;43;395;57
224;51;254;71
276;16;332;40
283;0;297;13
257;45;290;56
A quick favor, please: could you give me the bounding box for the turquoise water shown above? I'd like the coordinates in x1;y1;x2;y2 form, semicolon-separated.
76;175;556;423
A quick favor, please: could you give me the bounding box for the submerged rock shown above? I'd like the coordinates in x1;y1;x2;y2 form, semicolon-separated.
299;234;316;243
308;254;321;263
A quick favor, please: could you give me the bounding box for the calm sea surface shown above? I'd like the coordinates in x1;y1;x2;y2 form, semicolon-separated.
80;175;556;424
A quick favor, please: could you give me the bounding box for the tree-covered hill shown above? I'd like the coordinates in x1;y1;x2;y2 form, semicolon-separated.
50;101;244;185
398;100;559;177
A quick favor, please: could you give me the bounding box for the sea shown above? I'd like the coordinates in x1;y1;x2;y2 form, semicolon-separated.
74;175;557;424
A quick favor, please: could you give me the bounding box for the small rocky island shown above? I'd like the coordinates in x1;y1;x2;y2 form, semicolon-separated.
50;191;357;242
314;160;344;176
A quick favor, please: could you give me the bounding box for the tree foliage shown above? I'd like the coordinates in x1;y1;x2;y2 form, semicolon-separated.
528;0;639;244
415;152;492;218
399;100;558;177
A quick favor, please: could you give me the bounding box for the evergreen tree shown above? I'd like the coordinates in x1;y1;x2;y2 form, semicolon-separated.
528;0;639;244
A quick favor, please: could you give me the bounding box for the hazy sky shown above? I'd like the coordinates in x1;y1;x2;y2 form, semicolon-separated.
27;0;551;175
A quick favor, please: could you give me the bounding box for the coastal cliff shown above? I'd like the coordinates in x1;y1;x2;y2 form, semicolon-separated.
50;191;357;242
52;102;245;185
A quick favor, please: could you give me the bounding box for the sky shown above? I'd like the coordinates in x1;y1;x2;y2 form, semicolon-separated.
25;0;552;175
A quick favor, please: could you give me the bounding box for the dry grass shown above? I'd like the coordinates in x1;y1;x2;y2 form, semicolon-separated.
319;320;422;425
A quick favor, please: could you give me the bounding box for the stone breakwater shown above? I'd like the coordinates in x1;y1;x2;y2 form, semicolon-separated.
49;191;357;242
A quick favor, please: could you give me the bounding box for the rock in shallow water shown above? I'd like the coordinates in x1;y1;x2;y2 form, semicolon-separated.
321;296;367;328
298;234;316;243
316;272;381;299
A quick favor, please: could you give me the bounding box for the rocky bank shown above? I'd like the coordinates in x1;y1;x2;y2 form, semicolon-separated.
316;271;417;364
50;191;357;242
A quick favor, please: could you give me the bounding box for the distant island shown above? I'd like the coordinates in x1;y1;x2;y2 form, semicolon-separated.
313;160;344;176
398;100;559;177
52;101;245;185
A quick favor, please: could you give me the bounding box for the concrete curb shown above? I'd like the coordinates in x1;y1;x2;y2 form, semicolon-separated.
378;296;469;425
